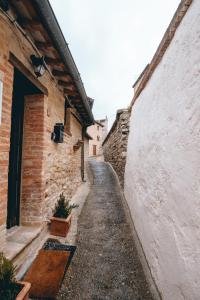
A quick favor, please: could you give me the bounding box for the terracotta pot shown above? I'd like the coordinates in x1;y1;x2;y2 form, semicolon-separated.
16;281;31;300
50;214;72;237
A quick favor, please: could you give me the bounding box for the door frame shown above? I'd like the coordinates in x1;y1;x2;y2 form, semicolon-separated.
6;56;45;228
93;144;97;156
7;79;25;228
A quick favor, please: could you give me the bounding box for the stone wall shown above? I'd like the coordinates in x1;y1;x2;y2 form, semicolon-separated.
124;1;200;299
103;109;131;187
44;112;82;221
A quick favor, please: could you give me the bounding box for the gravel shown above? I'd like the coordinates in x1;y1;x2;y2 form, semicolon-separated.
57;160;153;300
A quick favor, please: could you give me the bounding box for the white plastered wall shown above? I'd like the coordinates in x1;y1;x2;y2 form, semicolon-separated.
124;1;200;299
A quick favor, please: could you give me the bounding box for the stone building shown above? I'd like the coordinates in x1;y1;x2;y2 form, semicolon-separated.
102;67;149;186
0;0;93;274
102;66;149;187
87;117;108;156
84;132;93;160
103;109;130;187
98;116;108;141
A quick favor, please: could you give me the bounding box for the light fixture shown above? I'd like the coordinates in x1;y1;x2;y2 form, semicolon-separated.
0;0;9;11
30;55;46;77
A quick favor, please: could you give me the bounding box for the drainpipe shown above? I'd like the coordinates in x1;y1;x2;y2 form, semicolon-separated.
81;127;86;181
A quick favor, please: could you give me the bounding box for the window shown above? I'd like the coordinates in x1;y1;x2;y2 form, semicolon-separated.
97;125;99;131
93;145;97;156
97;136;100;141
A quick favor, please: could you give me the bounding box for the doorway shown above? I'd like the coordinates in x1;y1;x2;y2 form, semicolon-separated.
93;145;97;156
7;68;42;229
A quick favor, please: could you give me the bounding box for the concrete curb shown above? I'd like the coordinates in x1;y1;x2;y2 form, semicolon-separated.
105;161;162;300
65;170;90;245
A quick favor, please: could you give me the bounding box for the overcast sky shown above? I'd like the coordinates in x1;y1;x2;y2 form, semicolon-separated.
49;0;180;127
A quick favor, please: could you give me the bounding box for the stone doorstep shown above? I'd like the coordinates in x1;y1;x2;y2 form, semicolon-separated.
3;226;43;261
0;173;90;282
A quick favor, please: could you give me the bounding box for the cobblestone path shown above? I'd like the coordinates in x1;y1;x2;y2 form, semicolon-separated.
57;160;153;300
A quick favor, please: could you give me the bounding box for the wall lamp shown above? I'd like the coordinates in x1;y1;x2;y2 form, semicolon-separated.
30;55;46;77
0;0;9;11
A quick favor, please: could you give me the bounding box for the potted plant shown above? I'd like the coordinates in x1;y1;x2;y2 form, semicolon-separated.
0;252;31;300
50;193;79;237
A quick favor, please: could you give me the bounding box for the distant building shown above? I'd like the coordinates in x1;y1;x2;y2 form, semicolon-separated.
84;132;93;160
87;117;108;156
98;117;108;141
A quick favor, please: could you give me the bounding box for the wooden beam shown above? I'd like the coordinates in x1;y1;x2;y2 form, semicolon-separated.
16;0;37;16
35;41;53;50
58;80;74;88
45;57;63;66
52;70;72;82
68;98;82;105
70;100;82;105
52;70;70;77
64;88;79;96
18;17;41;27
71;111;83;125
68;95;80;100
65;97;73;108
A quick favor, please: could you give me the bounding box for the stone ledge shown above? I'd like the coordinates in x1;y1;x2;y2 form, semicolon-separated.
2;225;42;261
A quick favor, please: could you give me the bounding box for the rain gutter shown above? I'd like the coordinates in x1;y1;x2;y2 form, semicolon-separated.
34;0;94;125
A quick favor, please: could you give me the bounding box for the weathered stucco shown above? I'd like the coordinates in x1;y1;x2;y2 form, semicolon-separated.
125;1;200;299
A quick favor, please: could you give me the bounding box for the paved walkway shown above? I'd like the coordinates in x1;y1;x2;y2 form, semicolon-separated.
57;160;153;300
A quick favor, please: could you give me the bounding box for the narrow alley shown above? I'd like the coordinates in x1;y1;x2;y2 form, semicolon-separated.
57;159;153;300
1;1;200;299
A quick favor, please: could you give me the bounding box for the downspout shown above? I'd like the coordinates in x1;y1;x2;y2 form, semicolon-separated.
81;126;86;181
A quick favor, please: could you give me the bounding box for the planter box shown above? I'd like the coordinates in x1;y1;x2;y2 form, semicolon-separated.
50;214;72;237
16;281;31;300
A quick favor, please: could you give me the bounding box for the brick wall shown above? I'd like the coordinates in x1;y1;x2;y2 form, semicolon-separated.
21;94;47;225
103;109;131;187
0;59;14;226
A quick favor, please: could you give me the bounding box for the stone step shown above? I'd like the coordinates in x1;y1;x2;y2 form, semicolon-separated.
2;225;48;279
